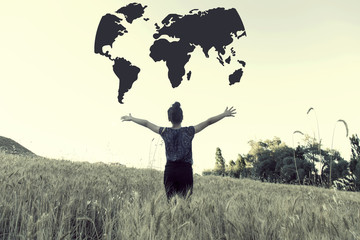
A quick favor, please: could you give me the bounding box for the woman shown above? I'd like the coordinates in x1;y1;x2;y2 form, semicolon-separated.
121;102;236;200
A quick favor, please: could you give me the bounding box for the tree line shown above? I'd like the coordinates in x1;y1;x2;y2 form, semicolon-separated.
203;134;360;191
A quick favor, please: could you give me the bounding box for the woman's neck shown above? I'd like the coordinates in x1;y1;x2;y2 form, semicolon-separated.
172;123;181;129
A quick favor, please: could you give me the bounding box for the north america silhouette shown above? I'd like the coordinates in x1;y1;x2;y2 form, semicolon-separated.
94;3;247;104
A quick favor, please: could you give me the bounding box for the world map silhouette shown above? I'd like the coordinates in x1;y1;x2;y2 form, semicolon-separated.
94;3;246;104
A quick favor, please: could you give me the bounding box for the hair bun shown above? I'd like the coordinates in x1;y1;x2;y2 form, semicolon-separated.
168;101;183;124
173;102;181;109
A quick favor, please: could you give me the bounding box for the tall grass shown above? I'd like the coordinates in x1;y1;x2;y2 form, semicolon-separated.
307;107;323;180
330;119;349;187
293;130;304;184
1;151;359;239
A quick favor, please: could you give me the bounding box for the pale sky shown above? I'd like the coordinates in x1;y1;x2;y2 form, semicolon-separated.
1;0;359;174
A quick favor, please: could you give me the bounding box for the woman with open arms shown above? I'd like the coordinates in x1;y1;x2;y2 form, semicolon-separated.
121;102;236;200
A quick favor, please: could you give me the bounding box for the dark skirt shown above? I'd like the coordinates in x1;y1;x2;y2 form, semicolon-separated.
164;161;193;200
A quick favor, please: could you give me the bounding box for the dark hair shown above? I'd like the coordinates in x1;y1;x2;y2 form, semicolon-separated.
168;102;183;124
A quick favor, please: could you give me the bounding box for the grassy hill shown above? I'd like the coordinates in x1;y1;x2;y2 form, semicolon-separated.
0;136;35;156
0;151;359;239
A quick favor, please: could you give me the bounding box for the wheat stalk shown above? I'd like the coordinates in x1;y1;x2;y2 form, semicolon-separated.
306;107;323;182
292;131;304;184
337;120;349;137
329;119;349;187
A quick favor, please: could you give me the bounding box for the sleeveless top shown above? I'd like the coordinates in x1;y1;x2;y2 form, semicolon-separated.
159;126;195;164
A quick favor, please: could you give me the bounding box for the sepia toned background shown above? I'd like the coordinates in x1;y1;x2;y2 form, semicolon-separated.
1;0;359;174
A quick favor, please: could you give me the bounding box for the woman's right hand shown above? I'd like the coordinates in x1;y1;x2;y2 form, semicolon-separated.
224;107;236;117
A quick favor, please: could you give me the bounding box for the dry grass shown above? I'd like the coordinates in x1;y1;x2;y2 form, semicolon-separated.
0;151;359;240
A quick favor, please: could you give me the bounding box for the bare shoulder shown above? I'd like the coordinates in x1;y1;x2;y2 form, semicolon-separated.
146;121;160;134
194;120;209;134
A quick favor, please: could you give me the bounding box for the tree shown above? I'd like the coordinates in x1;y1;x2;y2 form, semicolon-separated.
319;149;349;188
250;137;287;182
280;157;297;183
350;134;360;172
349;134;360;190
226;160;236;178
302;135;323;184
250;140;275;182
229;154;247;178
248;137;314;184
237;154;248;177
214;147;226;176
202;169;214;176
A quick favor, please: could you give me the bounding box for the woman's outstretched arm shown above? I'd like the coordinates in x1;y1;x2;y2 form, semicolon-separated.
194;107;236;134
121;114;160;134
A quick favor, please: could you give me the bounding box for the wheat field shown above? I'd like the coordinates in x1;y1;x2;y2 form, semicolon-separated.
0;151;359;240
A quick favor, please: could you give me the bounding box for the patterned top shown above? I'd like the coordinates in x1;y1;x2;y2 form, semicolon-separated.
159;126;195;164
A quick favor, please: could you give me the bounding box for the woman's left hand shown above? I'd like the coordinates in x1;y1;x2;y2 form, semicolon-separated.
121;113;133;122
